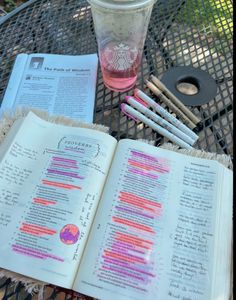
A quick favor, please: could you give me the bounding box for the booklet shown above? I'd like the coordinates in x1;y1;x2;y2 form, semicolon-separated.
0;112;232;300
0;53;98;122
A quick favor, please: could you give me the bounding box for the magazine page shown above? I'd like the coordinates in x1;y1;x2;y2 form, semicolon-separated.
0;54;28;112
74;139;232;300
0;53;98;122
0;112;117;288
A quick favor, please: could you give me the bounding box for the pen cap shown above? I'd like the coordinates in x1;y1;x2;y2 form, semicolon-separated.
125;95;148;107
134;88;156;107
120;103;139;121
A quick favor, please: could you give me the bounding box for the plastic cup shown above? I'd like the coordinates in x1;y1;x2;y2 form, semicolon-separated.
88;0;156;92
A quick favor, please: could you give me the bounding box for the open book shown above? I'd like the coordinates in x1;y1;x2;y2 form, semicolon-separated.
0;112;232;300
0;53;98;122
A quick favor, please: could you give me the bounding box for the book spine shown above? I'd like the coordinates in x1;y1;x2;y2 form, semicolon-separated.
0;54;28;114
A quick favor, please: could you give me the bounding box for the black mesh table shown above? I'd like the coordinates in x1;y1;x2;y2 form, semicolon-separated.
0;0;233;299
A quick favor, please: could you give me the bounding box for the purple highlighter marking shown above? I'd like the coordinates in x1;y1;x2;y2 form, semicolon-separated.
47;169;84;179
12;244;64;262
130;150;159;162
111;241;146;254
12;244;44;256
128;167;158;179
103;257;130;268
112;242;146;255
110;245;128;255
111;243;145;255
115;206;154;219
50;163;79;169
110;243;146;255
52;161;77;167
130;151;170;173
97;273;148;292
52;157;77;164
103;258;155;277
111;240;135;250
102;265;145;281
12;248;45;259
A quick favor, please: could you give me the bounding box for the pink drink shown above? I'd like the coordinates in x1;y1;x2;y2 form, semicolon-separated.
100;42;141;92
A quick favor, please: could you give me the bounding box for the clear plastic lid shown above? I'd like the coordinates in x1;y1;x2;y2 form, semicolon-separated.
87;0;156;10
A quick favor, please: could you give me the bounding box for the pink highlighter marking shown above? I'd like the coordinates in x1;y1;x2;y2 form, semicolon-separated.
33;198;56;206
42;179;81;190
119;191;162;208
112;216;155;233
116;232;154;244
128;159;169;173
104;250;146;264
20;223;57;237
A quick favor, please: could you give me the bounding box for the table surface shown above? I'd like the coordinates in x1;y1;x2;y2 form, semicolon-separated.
0;0;233;299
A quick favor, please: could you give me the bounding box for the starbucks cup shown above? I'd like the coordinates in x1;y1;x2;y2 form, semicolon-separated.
88;0;156;92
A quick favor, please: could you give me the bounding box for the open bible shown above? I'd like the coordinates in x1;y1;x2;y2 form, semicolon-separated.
0;112;232;300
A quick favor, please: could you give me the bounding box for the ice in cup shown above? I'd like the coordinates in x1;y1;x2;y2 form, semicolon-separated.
88;0;156;92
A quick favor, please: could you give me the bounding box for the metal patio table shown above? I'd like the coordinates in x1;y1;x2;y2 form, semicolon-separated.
0;0;233;299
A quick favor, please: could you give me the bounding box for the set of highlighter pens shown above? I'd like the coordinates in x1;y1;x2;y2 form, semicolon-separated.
120;75;201;149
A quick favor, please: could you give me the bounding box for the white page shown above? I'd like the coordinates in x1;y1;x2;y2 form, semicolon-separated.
0;112;117;288
211;167;232;300
0;53;98;122
74;139;231;300
0;54;28;112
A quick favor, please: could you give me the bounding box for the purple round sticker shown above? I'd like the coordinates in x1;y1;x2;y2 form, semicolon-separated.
60;224;80;245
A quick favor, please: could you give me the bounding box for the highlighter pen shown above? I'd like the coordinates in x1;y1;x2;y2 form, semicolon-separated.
120;103;193;149
150;75;201;125
134;88;199;142
145;79;196;129
125;96;195;146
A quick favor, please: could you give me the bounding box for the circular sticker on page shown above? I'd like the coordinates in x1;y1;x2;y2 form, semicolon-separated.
60;224;80;245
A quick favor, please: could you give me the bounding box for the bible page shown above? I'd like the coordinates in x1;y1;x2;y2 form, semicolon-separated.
211;166;232;300
0;112;117;288
74;139;232;300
